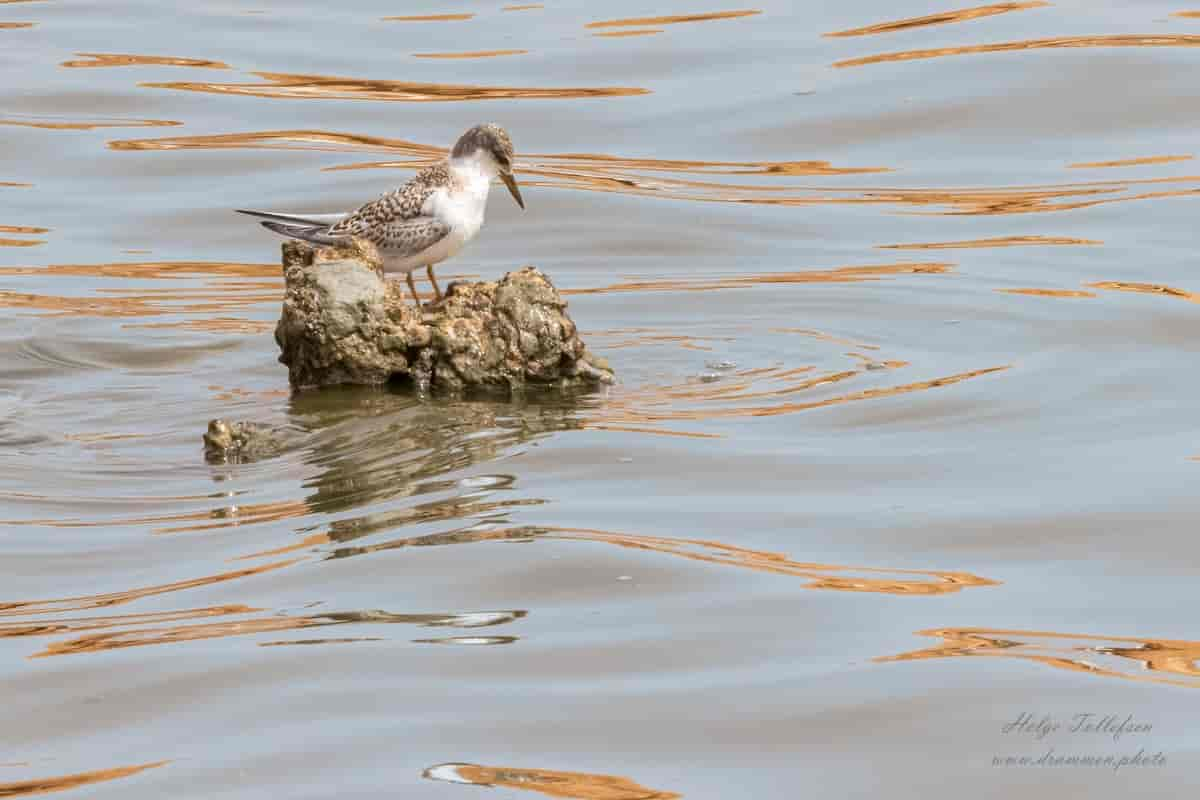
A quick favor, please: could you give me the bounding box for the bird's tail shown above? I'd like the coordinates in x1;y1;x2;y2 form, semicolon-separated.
235;209;348;246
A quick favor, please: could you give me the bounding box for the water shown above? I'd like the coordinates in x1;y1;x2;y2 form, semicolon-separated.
2;1;1199;796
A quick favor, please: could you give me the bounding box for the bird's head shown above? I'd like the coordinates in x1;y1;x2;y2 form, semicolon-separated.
451;123;524;210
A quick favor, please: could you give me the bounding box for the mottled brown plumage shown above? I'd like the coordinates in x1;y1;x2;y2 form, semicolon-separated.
238;123;524;308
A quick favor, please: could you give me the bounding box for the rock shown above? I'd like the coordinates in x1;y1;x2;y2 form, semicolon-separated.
203;419;294;464
274;241;615;393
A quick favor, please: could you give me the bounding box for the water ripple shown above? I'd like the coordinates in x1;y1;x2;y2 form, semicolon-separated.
141;72;650;102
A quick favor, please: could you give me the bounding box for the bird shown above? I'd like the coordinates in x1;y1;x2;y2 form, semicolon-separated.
237;123;524;307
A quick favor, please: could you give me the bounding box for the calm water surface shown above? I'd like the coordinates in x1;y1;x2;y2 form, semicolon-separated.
3;1;1200;797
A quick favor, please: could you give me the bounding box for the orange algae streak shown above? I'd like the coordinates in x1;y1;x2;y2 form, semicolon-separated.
825;2;1047;37
586;9;761;27
1069;154;1193;168
0;22;34;28
141;72;650;101
834;34;1200;68
503;3;543;9
60;52;230;68
0;761;169;797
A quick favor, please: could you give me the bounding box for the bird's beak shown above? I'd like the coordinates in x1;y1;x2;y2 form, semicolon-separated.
501;171;525;210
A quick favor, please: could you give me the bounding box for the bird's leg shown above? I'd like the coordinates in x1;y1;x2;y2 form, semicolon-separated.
425;264;443;302
405;271;422;308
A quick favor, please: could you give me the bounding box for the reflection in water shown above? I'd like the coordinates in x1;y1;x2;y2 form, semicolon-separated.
283;523;997;596
834;34;1200;68
997;288;1096;298
0;115;180;130
878;235;1099;249
592;29;665;38
414;50;529;59
825;2;1047;38
158;128;1197;215
59;52;230;69
382;13;475;22
1069;154;1193;169
880;628;1200;688
1087;280;1200;303
565;263;952;294
142;72;650;101
0;560;297;615
586;10;761;28
424;762;681;800
0;225;46;247
0;761;168;797
0;260;279;327
27;609;525;658
587;362;1008;437
540;527;996;596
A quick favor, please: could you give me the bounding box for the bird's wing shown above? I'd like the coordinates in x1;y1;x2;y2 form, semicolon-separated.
368;217;452;260
328;163;451;238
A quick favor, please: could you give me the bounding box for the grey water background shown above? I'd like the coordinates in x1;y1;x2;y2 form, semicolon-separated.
2;0;1200;797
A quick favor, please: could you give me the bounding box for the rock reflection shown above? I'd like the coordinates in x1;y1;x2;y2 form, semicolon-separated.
825;2;1047;38
142;72;649;102
0;761;169;797
880;628;1200;688
423;762;680;799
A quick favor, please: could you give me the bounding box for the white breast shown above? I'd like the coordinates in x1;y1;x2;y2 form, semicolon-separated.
381;159;492;275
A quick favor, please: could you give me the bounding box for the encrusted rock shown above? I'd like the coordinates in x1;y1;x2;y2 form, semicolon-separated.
275;241;614;393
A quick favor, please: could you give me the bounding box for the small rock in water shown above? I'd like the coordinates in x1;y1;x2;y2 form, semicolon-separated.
705;359;737;371
698;372;722;383
203;419;292;464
